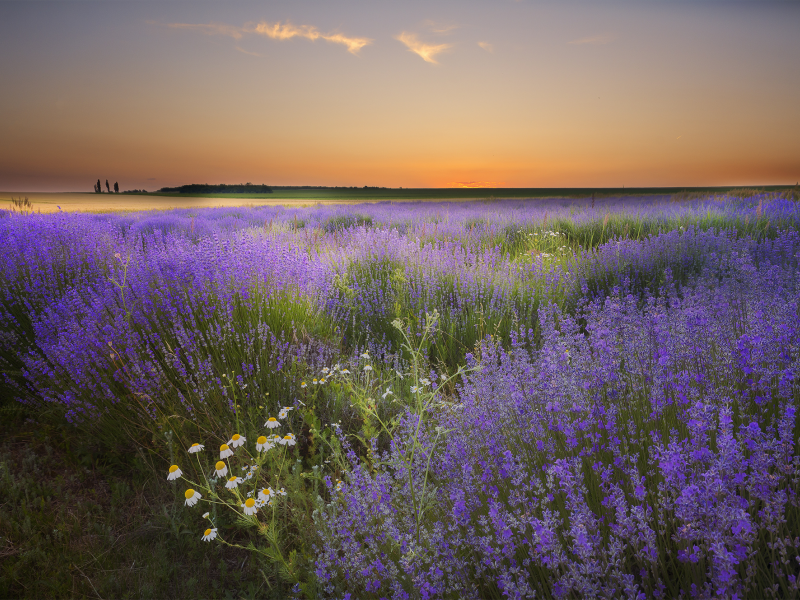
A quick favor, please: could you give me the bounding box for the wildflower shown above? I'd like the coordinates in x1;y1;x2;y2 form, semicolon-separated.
301;381;307;388
167;465;182;481
363;365;372;372
202;512;210;519
420;378;430;386
278;407;293;419
320;378;327;384
281;433;297;446
340;369;351;375
202;528;217;542
228;433;245;448
258;487;274;502
215;461;228;477
410;386;420;393
277;487;287;496
188;443;204;454
265;417;280;429
360;351;370;359
256;435;270;451
242;497;258;516
321;367;330;374
312;378;318;385
219;444;233;459
184;489;201;507
225;476;242;489
272;435;283;446
382;387;393;399
336;479;343;491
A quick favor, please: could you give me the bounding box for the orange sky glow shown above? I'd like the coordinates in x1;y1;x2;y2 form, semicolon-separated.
0;1;798;192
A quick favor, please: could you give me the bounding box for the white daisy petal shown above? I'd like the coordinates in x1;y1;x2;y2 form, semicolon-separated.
184;489;202;507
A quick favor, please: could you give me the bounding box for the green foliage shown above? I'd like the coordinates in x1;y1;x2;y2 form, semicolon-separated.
0;412;266;599
321;213;373;233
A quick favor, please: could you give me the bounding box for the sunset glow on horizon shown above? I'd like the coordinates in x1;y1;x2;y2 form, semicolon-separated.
1;0;798;192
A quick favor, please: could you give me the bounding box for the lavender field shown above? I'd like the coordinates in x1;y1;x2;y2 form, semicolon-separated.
2;192;800;599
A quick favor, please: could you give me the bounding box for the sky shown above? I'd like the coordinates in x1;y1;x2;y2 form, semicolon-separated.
1;0;798;192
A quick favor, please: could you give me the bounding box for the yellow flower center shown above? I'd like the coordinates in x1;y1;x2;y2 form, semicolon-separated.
191;443;200;448
245;498;255;508
220;444;229;451
284;435;292;440
231;434;240;441
215;461;225;470
204;528;212;536
257;436;267;444
169;465;179;473
229;476;237;482
184;489;195;499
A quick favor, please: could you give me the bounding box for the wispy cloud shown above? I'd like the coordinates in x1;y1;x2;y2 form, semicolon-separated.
162;19;371;55
422;20;459;34
164;21;245;40
250;20;372;54
235;46;262;57
569;34;614;45
478;41;493;53
395;32;452;64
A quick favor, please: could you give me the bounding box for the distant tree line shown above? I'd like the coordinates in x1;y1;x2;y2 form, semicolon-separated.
93;179;119;193
158;183;273;194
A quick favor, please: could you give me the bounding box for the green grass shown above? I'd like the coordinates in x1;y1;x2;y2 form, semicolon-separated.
0;406;267;599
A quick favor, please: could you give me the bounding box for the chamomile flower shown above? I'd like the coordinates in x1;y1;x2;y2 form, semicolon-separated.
188;443;204;454
410;386;420;393
265;417;280;429
228;433;245;448
202;528;217;542
420;378;431;386
335;479;343;491
256;435;270;451
277;487;287;497
363;365;372;372
360;351;370;359
242;497;258;516
321;367;330;374
225;476;242;489
300;381;307;388
258;487;274;502
219;443;233;459
340;369;350;375
215;461;228;477
202;512;210;519
381;388;393;399
280;433;297;447
272;434;283;445
278;407;292;419
184;489;201;507
167;465;182;481
312;378;319;385
320;378;327;384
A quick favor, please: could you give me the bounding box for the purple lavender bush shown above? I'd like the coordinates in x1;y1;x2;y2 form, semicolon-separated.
1;192;799;597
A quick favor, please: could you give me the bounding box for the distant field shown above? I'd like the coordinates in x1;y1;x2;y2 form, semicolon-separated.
2;186;796;213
